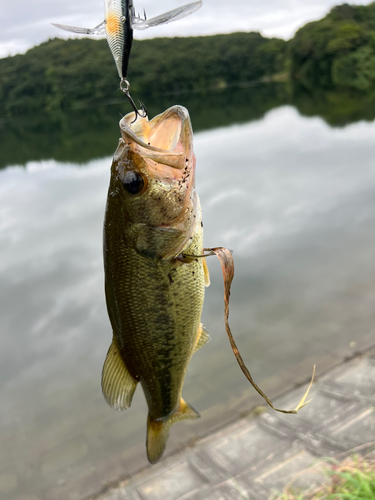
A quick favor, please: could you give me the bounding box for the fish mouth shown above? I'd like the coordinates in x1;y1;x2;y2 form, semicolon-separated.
118;106;194;170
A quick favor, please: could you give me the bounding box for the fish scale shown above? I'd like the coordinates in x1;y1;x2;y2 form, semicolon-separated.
106;223;204;419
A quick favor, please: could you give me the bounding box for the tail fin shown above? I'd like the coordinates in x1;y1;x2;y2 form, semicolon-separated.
146;399;200;464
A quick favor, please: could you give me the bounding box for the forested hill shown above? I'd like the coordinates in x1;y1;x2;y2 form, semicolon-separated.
0;32;287;117
2;2;375;118
290;2;375;90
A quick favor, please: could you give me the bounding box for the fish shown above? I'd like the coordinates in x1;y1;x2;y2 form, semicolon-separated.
102;105;211;464
52;1;203;83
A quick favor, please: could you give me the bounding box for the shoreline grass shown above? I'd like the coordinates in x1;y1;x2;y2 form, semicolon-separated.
272;453;375;500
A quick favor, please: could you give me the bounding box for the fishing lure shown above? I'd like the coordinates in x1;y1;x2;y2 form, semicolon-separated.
53;1;202;118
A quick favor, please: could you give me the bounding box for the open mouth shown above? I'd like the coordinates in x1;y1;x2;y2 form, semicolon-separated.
119;106;193;169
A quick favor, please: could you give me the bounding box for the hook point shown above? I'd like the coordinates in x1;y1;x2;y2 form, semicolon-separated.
120;79;147;123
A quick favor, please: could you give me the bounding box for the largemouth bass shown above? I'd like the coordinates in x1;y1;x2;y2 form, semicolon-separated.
102;105;210;464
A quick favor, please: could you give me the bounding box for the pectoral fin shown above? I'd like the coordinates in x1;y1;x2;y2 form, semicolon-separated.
101;338;138;410
147;399;200;464
134;224;184;260
194;323;211;353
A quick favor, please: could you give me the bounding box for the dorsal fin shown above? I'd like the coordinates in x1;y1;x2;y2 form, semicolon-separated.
101;339;138;410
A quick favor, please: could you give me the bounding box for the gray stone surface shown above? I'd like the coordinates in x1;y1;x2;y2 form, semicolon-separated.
98;351;375;500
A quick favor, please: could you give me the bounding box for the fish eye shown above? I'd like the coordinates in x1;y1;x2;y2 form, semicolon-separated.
122;171;145;195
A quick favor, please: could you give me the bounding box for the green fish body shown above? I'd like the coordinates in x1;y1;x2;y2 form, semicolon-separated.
102;106;210;463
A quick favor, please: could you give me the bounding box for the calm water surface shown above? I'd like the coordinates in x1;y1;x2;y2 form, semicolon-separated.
1;88;375;499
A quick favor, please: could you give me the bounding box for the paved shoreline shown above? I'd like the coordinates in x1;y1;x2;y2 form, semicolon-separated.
96;345;375;500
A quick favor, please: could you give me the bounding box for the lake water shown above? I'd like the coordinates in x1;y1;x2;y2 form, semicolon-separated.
1;85;375;500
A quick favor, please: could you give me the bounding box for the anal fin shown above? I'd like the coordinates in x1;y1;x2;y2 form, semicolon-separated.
194;323;211;353
147;399;200;464
101;338;138;411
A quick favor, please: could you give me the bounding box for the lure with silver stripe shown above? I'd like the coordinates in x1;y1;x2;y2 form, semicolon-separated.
53;1;202;82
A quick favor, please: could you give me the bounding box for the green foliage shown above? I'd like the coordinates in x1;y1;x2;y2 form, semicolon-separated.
332;45;375;90
290;2;375;90
3;3;375;122
274;456;375;500
0;33;287;117
326;22;365;53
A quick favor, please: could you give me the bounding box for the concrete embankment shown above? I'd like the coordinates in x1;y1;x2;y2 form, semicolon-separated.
98;345;375;500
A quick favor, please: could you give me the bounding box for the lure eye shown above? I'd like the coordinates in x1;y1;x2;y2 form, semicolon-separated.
122;171;145;195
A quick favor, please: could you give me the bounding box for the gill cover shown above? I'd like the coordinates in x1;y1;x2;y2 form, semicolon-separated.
112;105;199;260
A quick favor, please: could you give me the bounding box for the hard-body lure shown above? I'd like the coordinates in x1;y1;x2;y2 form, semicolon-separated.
53;1;202;117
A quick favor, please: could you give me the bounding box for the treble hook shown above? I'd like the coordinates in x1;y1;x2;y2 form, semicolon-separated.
120;79;148;123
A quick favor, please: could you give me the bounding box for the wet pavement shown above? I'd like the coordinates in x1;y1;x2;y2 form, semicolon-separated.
98;344;375;500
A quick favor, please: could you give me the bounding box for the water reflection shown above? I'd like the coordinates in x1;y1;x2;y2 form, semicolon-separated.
292;84;375;127
3;83;375;171
0;83;288;170
1;98;375;499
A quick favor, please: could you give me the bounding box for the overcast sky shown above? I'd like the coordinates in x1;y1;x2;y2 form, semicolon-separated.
1;0;373;58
